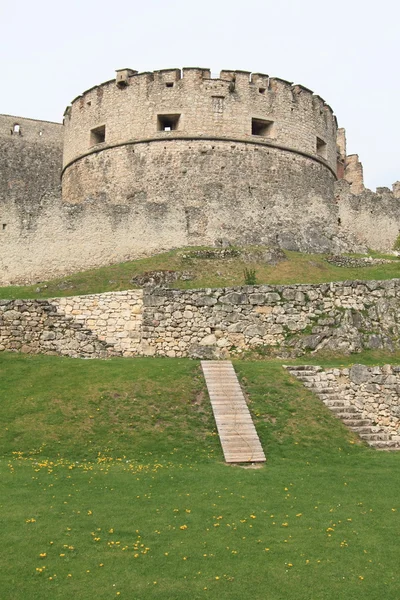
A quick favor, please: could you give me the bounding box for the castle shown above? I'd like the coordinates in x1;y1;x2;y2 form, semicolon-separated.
1;67;399;285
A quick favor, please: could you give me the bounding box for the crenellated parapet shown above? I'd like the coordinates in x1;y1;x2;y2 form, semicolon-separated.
62;67;338;173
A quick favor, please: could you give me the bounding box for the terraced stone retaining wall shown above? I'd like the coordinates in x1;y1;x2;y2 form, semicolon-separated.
287;364;400;448
142;279;400;358
342;364;400;435
0;291;143;358
1;280;400;359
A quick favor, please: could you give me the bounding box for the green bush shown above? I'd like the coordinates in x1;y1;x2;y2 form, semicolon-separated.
393;234;400;250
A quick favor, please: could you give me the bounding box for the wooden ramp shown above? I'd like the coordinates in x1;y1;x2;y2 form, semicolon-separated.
201;361;266;464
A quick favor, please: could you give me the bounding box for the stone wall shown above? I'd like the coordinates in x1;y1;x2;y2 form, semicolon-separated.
3;279;400;359
141;279;400;358
290;364;400;439
337;180;400;252
62;139;342;252
2;69;400;286
286;364;400;448
0;291;142;358
0;114;64;285
63;68;338;170
344;364;400;434
55;291;143;356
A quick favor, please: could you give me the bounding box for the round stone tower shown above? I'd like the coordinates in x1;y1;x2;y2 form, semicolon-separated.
62;67;341;253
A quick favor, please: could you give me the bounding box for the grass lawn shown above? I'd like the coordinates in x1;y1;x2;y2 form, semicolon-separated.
1;247;400;299
1;352;399;599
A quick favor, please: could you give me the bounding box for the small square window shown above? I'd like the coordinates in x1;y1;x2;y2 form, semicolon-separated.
259;88;266;94
165;82;174;88
157;114;180;131
316;137;327;159
252;118;274;137
90;125;106;146
12;123;21;135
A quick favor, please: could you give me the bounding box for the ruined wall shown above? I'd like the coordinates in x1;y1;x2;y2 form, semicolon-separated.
336;180;400;251
2;279;400;359
0;114;64;283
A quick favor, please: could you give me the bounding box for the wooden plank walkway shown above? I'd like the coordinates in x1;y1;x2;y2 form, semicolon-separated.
201;361;266;464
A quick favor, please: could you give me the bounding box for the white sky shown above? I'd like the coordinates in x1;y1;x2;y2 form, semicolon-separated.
0;0;398;190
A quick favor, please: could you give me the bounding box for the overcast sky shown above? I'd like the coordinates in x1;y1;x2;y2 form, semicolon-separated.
0;0;398;190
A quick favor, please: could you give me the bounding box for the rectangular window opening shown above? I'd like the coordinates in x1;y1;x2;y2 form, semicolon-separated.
157;114;180;132
2;224;7;230
90;125;106;146
259;88;266;94
165;82;174;88
316;137;327;159
12;124;21;135
252;118;274;137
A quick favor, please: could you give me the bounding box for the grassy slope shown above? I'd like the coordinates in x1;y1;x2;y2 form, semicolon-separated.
1;352;399;599
1;247;399;299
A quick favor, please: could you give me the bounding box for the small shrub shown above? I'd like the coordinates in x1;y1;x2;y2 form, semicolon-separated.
243;268;257;285
393;234;400;251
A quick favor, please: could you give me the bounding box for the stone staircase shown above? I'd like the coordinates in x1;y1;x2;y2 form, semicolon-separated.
285;365;400;450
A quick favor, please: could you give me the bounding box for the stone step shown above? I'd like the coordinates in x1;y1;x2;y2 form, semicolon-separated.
361;433;393;441
341;418;372;427
337;413;364;421
329;406;359;415
285;366;322;372
286;365;400;452
350;426;376;434
291;372;319;377
368;440;399;449
324;400;350;407
321;396;344;403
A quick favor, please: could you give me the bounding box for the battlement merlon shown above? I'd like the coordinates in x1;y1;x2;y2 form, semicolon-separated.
65;67;336;120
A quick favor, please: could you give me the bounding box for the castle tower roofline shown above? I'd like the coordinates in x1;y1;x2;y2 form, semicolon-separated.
63;66;339;174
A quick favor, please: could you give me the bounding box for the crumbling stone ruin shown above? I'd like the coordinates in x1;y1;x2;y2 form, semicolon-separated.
0;67;399;285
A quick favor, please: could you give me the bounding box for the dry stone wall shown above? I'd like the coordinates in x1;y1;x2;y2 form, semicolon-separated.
286;364;400;449
55;291;143;356
345;364;400;435
284;364;400;450
141;279;400;358
2;279;400;360
0;291;142;358
0;299;111;358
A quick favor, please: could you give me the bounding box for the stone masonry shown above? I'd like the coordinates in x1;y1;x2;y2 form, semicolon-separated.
2;280;400;359
141;279;400;358
4;66;400;286
286;365;400;450
0;291;142;358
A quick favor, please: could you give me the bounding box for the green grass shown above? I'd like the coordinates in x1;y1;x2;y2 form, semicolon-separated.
1;247;400;299
1;352;400;599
